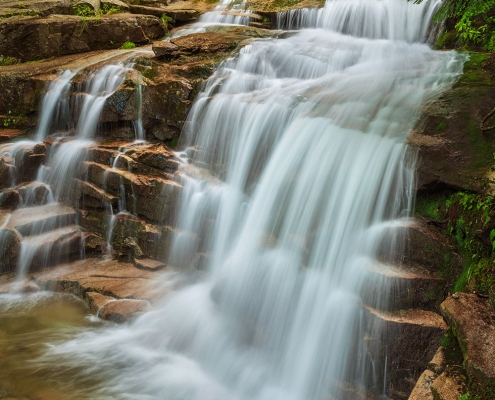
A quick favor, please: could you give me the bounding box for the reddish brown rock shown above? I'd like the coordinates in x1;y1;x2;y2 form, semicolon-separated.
134;258;166;271
430;366;468;400
33;257;168;303
408;369;436;400
85;291;115;314
440;293;495;386
99;298;152;322
0;14;165;62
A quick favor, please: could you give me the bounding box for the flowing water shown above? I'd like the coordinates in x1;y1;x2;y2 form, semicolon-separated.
0;0;468;398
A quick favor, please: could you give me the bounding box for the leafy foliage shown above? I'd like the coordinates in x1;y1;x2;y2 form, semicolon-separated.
432;0;495;50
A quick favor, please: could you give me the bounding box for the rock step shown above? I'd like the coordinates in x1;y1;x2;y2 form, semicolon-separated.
81;161;182;222
376;219;461;276
20;225;84;270
74;178;119;206
1;203;76;237
362;261;445;311
134;258;166;271
364;305;448;399
86;291;152;323
33;257;169;303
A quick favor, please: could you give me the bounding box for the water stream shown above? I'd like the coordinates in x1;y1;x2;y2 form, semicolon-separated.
0;0;468;398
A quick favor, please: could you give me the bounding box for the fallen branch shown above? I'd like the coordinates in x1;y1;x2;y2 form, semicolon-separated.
481;107;495;131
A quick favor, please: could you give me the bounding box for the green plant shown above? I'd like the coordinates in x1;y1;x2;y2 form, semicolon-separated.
17;2;26;8
431;0;495;49
73;3;94;17
101;3;122;14
0;56;19;66
119;41;136;50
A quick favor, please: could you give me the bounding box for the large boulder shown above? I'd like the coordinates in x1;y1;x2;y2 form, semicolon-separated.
440;293;495;388
0;14;165;62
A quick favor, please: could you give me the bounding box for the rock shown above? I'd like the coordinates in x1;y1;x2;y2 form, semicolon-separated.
34;257;168;302
129;5;200;23
408;369;436;400
0;0;74;18
363;261;446;311
0;129;25;143
0;227;21;272
0;14;165;62
440;293;495;386
428;346;447;375
411;54;495;195
152;41;179;59
134;258;166;270
365;305;448;397
85;291;115;314
170;31;245;56
15;181;50;206
123;236;144;258
99;298;152;322
430;366;468;400
0;189;20;209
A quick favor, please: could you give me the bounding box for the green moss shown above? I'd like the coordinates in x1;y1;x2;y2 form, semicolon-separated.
436;121;448;132
415;192;449;220
272;0;302;8
120;41;136;50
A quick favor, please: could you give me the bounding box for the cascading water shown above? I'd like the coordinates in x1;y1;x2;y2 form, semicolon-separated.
172;0;251;38
31;0;466;398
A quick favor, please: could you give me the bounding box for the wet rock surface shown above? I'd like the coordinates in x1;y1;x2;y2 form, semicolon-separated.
441;293;495;386
411;54;495;195
0;14;165;62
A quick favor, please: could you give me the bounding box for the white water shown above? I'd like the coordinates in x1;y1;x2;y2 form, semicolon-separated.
37;0;465;398
35;70;77;142
277;0;442;42
172;0;251;38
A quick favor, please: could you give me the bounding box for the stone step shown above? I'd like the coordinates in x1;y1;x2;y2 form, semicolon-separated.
364;305;448;399
376;219;461;277
362;261;445;312
73;178;119;208
33;257;168;303
82;161;182;222
19;225;85;271
15;181;52;206
1;203;76;237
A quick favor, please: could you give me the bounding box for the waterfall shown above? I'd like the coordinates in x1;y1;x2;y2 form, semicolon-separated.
40;0;465;398
35;70;76;142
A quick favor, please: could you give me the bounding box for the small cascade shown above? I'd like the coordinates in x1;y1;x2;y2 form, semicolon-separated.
75;64;128;139
0;63;132;281
35;70;76;142
172;0;252;37
276;0;443;42
133;84;146;142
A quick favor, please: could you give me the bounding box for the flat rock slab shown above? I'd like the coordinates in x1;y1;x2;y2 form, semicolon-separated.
441;293;495;384
33;257;167;303
135;258;166;271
